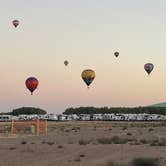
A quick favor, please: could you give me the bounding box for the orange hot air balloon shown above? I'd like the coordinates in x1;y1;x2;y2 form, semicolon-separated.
12;20;19;28
81;69;95;88
25;77;39;95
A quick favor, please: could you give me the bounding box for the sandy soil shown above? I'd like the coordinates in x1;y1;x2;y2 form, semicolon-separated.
0;121;166;166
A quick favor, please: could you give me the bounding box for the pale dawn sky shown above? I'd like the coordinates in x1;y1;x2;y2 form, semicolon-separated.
1;0;166;113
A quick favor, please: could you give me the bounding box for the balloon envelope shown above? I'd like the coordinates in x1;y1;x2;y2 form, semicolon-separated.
114;52;119;57
12;20;19;28
81;69;95;88
64;60;69;66
25;77;39;95
144;63;154;75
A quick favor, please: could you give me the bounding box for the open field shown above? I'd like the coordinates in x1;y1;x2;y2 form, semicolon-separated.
0;121;166;166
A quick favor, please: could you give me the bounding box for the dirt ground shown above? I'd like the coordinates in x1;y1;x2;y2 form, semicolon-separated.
0;121;166;166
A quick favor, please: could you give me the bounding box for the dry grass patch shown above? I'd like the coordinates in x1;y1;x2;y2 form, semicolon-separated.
97;136;129;144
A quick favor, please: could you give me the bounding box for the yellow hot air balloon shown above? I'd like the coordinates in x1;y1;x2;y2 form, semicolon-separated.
81;69;95;88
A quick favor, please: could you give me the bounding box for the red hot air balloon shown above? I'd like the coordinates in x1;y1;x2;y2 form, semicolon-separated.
12;20;19;28
144;63;154;75
25;77;39;95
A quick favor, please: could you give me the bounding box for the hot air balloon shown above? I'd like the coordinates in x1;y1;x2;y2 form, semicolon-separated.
12;20;19;28
81;69;95;88
144;63;154;75
64;60;69;66
25;77;39;95
114;51;119;57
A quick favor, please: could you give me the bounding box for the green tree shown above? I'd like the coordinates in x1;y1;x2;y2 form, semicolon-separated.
12;107;47;115
63;107;166;115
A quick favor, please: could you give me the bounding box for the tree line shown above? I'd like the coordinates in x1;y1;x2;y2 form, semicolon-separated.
0;107;47;115
63;106;166;115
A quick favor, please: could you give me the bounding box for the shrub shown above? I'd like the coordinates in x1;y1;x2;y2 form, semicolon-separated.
78;139;90;145
140;139;148;144
79;154;85;157
21;141;27;144
64;129;71;132
47;142;54;145
150;142;157;146
97;138;112;144
148;128;154;132
127;132;132;136
157;142;166;146
41;140;46;144
132;157;158;166
150;139;166;146
93;126;97;131
111;136;128;144
130;141;141;145
106;160;119;166
9;147;16;150
159;138;166;146
122;126;127;130
60;127;65;132
57;145;63;148
97;136;128;144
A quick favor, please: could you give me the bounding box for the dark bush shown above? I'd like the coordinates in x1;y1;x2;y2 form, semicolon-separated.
21;141;27;144
140;139;148;144
57;145;63;148
97;138;112;144
47;142;55;145
111;136;128;144
127;132;132;136
78;139;90;145
132;157;158;166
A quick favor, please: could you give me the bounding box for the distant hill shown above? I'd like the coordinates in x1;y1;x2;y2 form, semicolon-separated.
148;102;166;107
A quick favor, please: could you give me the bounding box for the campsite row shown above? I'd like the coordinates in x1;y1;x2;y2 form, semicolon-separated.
0;113;166;122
